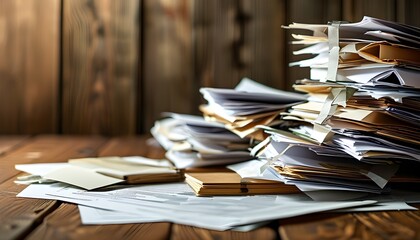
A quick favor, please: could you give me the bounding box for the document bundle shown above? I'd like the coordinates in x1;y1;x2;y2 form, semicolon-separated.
151;113;255;168
249;16;420;197
199;78;307;140
185;170;299;196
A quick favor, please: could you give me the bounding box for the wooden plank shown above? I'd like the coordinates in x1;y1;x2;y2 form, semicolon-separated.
234;0;287;90
26;204;171;240
0;136;107;240
353;211;420;239
280;213;379;240
0;0;60;134
193;0;286;90
62;0;139;135
142;0;194;132
171;224;277;240
97;135;166;159
0;193;60;240
193;0;243;90
342;0;411;24
25;137;172;240
0;135;107;184
396;0;420;27
352;0;396;22
0;136;29;157
342;0;356;22
279;210;420;240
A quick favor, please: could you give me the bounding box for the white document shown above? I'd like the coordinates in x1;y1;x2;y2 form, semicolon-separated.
200;78;306;118
287;16;420;48
336;202;416;212
18;182;377;231
14;163;68;185
69;157;177;178
164;112;225;128
78;205;164;225
227;160;280;181
122;156;174;168
16;157;179;189
18;183;414;229
80;205;270;232
43;165;124;190
165;150;253;169
235;78;308;101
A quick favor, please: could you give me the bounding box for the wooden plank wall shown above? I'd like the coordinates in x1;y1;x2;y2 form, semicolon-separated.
0;0;419;135
141;0;193;132
0;0;60;134
62;0;139;135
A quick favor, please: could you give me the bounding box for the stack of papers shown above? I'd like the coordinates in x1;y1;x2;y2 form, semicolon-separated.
16;156;183;190
200;78;306;140
151;113;255;168
247;16;420;198
185;170;299;196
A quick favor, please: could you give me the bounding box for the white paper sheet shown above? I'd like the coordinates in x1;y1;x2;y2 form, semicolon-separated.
43;165;124;190
15;163;68;176
17;182;377;231
78;205;164;225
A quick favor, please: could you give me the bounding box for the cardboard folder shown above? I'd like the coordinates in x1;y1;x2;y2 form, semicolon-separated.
185;171;299;196
69;156;184;184
341;41;420;67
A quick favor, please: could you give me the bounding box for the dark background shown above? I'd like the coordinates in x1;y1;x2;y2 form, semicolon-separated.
0;0;418;135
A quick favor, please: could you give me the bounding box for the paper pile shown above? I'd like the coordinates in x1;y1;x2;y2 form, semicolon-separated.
151;113;255;168
250;16;420;198
200;78;306;140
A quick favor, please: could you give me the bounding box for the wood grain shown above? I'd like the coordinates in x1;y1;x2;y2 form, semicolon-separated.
27;204;171;240
0;135;107;184
396;0;420;27
0;136;108;240
141;0;194;132
0;0;59;134
0;136;28;157
352;0;396;22
193;0;240;90
336;0;419;30
0;192;60;240
62;0;139;135
279;211;420;240
97;135;165;159
171;224;276;240
240;0;287;90
193;0;287;91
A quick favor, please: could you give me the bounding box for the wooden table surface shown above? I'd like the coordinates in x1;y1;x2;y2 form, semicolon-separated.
1;135;419;240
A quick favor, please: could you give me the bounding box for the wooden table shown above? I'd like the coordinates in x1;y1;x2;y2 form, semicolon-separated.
1;135;419;240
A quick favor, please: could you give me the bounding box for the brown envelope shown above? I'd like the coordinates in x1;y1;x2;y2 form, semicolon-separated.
185;171;299;196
